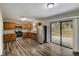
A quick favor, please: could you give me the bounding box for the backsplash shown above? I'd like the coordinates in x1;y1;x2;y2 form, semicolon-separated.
4;30;15;34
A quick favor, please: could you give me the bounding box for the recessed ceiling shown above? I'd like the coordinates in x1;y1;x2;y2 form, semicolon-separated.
0;3;79;20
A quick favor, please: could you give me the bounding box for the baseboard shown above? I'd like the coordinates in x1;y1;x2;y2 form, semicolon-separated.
73;51;79;56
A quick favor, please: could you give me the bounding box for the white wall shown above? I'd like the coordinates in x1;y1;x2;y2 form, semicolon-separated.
74;18;79;52
0;11;3;55
39;10;79;52
41;20;50;43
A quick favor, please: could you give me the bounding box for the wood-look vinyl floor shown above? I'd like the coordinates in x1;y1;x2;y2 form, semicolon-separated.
3;38;74;56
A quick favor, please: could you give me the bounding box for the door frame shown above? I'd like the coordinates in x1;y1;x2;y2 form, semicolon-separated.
50;20;73;49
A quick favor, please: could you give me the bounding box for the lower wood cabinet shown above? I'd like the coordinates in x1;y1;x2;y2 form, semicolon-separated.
32;33;37;40
22;32;33;39
3;33;16;42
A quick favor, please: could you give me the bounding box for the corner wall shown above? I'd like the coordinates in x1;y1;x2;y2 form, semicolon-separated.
0;11;3;55
74;18;79;52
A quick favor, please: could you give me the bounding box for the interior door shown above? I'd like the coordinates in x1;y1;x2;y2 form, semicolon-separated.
51;22;60;45
62;21;73;48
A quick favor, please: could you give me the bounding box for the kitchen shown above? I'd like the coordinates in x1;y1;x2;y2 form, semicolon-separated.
3;19;46;43
1;3;79;56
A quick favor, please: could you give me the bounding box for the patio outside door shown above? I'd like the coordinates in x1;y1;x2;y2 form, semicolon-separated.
51;22;60;45
51;20;73;48
62;21;73;48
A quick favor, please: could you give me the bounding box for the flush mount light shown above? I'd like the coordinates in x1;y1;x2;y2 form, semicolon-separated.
21;18;26;21
20;16;34;22
21;16;26;21
47;3;55;8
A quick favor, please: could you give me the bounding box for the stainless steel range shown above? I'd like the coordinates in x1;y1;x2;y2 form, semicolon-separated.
15;26;22;37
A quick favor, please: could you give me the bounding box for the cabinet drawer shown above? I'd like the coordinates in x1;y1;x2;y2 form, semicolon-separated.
11;34;16;41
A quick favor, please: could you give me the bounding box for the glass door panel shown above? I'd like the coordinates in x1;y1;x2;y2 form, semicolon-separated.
62;21;73;48
51;22;60;44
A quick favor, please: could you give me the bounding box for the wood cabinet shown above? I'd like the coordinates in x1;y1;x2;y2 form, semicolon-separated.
32;33;37;40
22;23;33;29
4;22;16;30
22;32;26;39
3;33;16;42
28;24;33;29
22;32;33;39
22;23;28;29
27;32;33;38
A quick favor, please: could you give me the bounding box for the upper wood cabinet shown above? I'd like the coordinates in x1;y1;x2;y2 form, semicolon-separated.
4;22;16;30
22;23;27;29
28;24;33;29
22;23;33;29
3;21;33;29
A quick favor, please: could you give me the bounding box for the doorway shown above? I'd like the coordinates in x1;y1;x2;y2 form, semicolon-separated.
50;20;73;49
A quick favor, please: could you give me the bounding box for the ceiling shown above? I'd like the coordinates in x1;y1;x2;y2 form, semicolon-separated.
0;3;79;20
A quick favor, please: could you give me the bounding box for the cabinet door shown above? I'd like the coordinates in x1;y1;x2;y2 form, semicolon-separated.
4;22;16;30
3;34;16;42
3;34;10;42
27;24;30;29
26;32;33;38
11;34;16;41
22;32;33;39
22;23;28;29
30;24;33;29
28;24;33;29
22;23;33;29
22;32;26;39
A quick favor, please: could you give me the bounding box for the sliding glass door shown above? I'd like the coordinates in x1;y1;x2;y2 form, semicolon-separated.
51;20;73;48
51;22;60;45
62;21;73;48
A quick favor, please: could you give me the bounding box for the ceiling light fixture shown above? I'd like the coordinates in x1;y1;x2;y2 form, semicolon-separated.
21;16;27;21
20;16;34;22
47;3;55;8
21;17;26;21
